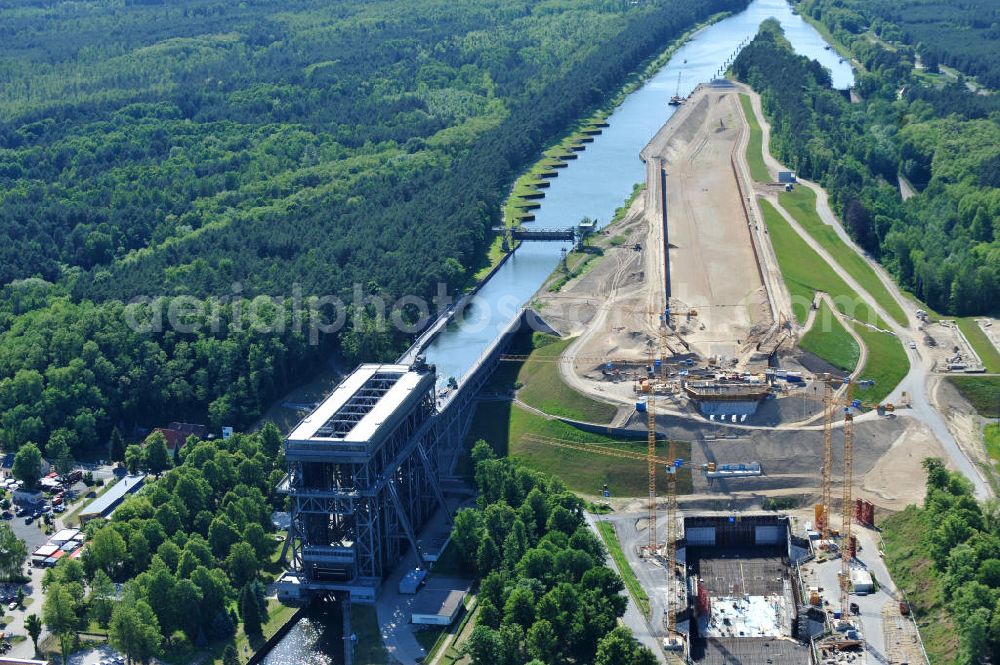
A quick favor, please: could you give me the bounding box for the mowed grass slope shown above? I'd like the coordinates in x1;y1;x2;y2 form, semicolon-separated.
851;322;910;406
503;334;617;423
739;94;769;182
468;401;692;497
799;300;860;372
984;424;1000;475
759;198;885;328
948;376;1000;418
778;187;907;328
760;197;909;400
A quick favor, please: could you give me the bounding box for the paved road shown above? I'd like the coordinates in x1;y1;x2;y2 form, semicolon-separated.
739;83;992;501
585;512;667;663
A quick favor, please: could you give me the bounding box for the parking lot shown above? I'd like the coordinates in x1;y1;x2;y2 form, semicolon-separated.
0;464;119;660
67;644;128;665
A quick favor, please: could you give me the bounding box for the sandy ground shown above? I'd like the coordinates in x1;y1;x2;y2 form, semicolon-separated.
643;87;770;360
859;417;952;510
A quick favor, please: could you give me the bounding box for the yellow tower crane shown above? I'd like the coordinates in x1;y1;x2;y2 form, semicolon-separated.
819;378;835;543
839;380;856;620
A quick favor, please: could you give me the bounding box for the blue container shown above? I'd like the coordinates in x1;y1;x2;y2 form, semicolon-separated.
636;401;647;412
654;359;662;368
833;611;842;620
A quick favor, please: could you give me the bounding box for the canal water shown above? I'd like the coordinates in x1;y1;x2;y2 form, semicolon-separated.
421;0;852;388
266;0;852;660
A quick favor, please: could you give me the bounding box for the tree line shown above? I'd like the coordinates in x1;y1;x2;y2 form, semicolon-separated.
799;0;1000;88
732;18;999;315
886;459;1000;664
39;423;285;663
449;441;655;665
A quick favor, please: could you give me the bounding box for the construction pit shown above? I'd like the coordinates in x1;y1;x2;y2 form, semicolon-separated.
518;82;949;665
536;84;782;416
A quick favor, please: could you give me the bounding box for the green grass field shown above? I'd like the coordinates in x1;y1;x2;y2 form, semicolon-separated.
851;323;910;405
984;424;1000;474
799;300;860;372
738;94;769;182
467;401;692;497
760;198;909;399
596;521;650;617
777;187;907;327
948;376;1000;418
955;317;1000;373
503;334;618;423
881;506;960;664
759;198;885;328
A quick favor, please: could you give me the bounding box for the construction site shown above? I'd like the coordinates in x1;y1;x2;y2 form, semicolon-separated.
275;79;946;665
515;80;943;664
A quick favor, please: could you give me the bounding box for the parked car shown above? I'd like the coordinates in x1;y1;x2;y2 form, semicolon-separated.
53;505;65;514
7;601;17;611
22;516;32;525
14;507;26;517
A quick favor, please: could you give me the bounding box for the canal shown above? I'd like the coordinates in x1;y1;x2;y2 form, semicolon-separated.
266;0;853;660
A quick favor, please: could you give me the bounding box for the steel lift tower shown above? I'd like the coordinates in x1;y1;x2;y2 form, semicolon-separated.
281;361;450;603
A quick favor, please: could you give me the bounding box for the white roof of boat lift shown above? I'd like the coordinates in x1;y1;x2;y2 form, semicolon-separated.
287;364;433;445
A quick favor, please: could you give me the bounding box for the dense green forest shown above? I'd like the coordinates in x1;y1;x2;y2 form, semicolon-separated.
449;441;656;665
800;0;1000;88
732;17;999;315
42;424;286;662
0;0;746;457
883;459;1000;665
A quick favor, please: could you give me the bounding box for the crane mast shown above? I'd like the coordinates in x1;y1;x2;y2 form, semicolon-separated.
647;351;658;551
820;379;834;543
840;407;856;618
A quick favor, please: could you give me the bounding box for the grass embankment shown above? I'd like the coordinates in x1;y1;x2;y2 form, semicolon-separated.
778;187;907;327
881;505;960;664
983;424;1000;474
497;334;617;422
955;317;1000;373
738;94;769;182
596;521;650;617
760;198;907;401
799;300;860;372
851;322;910;405
468;402;692;498
945;319;999;418
948;376;1000;418
759;199;886;328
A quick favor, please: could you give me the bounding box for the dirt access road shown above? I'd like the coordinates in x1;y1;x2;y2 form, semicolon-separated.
738;82;992;501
